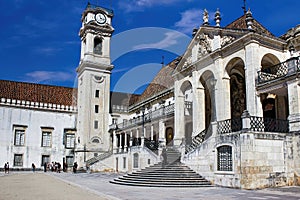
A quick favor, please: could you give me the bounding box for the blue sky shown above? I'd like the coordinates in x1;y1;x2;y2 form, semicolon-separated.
0;0;299;94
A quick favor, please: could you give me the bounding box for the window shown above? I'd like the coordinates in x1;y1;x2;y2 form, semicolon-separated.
14;129;25;146
123;157;126;169
94;37;102;55
64;129;76;149
95;105;99;113
95;90;100;98
41;155;50;166
217;145;233;171
14;154;23;166
41;131;52;147
94;120;98;129
133;153;139;168
66;156;74;167
66;134;75;148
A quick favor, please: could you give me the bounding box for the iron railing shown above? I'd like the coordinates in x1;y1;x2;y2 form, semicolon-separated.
217;118;242;134
144;138;159;153
249;116;289;133
217;116;289;134
257;56;299;84
185;128;208;154
110;103;174;130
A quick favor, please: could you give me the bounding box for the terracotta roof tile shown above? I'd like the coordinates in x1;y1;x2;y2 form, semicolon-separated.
225;15;274;37
132;57;181;104
0;80;77;106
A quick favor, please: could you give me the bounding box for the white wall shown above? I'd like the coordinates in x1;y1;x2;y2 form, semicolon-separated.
0;106;76;169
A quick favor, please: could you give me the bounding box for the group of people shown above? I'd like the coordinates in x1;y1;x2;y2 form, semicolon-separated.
4;162;9;173
3;161;79;173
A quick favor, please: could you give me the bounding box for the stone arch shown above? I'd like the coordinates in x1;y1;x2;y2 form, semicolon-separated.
261;53;281;73
260;54;288;120
91;136;101;144
225;57;246;119
179;80;193;146
200;70;216;129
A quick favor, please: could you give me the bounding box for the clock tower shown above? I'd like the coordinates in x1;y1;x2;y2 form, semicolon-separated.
75;3;114;167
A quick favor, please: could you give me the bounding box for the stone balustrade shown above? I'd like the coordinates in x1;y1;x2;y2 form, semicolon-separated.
0;97;77;113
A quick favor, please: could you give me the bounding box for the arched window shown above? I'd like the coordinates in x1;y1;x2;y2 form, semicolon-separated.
94;37;102;55
133;153;139;168
217;145;232;171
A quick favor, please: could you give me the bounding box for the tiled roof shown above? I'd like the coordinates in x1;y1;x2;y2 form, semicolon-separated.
110;91;140;107
0;80;77;106
132;57;181;104
225;14;274;37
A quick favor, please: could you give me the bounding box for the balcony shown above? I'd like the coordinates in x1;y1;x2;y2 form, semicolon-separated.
217;116;289;134
109;103;175;130
257;56;299;85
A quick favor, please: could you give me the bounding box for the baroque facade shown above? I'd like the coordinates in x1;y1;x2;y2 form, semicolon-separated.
0;4;300;189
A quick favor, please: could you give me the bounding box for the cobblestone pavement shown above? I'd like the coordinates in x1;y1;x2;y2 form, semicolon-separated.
49;172;300;200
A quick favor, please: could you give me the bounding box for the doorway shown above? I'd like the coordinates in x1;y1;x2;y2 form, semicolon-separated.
165;127;174;146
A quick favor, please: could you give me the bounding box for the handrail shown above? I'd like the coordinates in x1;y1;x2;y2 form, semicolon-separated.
257;56;299;84
185;129;207;154
110;103;175;130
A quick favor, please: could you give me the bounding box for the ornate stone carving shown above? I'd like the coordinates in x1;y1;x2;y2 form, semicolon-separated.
221;36;235;47
183;55;192;69
197;33;212;58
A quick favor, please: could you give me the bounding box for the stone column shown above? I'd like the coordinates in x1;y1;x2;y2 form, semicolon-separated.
174;92;185;145
158;119;166;147
124;132;128;152
287;80;300;132
113;130;118;153
151;125;154;140
218;76;231;120
141;126;146;147
129;130;133;147
244;42;263;117
192;71;206;136
119;133;123;152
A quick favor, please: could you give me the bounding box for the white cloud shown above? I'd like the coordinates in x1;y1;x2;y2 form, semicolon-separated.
24;71;75;83
174;9;203;34
174;9;216;34
33;47;62;56
132;31;182;50
118;0;182;12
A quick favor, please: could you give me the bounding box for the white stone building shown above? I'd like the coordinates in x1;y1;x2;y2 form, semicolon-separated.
1;4;300;189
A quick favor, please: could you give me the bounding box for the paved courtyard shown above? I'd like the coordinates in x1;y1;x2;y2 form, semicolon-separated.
1;172;300;200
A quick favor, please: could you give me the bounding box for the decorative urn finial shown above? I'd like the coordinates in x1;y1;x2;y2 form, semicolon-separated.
214;8;221;27
245;8;254;30
203;9;209;26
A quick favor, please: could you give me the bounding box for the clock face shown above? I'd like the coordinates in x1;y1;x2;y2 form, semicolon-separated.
95;13;106;24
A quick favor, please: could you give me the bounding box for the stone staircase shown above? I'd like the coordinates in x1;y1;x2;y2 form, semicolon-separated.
110;148;212;187
86;151;113;166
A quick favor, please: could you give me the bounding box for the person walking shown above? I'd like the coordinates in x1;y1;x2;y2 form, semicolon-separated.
32;163;36;172
6;162;9;174
4;162;7;173
73;162;78;173
43;162;47;172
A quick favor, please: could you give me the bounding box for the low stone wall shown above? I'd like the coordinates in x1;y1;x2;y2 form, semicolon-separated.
183;131;299;189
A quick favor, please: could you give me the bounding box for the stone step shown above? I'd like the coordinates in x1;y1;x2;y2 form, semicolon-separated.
117;177;210;183
111;160;211;187
127;173;201;178
110;179;212;187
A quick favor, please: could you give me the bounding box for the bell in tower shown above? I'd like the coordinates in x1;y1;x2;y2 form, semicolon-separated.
75;3;114;168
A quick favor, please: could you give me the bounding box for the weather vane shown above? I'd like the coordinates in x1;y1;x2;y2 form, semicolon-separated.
242;0;247;14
